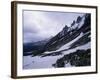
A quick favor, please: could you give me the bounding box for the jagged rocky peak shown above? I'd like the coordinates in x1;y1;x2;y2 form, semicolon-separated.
85;13;91;18
79;13;91;34
63;25;69;30
76;16;82;23
59;25;69;36
84;13;91;26
64;25;70;33
71;20;75;27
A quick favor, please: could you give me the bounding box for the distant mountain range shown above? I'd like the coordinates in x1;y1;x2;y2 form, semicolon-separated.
23;38;50;56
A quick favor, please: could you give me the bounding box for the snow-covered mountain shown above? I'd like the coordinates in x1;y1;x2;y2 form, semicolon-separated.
23;13;91;69
43;14;90;51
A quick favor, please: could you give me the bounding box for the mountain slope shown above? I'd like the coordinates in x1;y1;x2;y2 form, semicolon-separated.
43;14;91;52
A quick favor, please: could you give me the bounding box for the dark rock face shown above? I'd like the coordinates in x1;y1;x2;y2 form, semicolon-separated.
79;14;91;33
53;49;91;68
71;20;75;27
76;16;82;23
69;49;91;66
53;58;65;67
61;25;69;35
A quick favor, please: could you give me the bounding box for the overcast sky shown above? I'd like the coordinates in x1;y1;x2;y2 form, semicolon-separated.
23;10;84;43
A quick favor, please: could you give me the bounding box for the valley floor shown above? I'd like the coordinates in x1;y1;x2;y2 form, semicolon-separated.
23;55;71;69
23;42;90;69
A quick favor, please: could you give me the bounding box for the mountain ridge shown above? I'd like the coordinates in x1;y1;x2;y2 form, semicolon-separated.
43;13;90;52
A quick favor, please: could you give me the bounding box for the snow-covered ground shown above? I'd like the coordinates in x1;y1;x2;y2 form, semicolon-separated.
23;53;73;69
23;31;90;69
23;55;68;69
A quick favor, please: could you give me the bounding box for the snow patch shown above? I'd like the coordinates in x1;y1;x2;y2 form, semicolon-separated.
62;42;90;55
57;32;83;51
